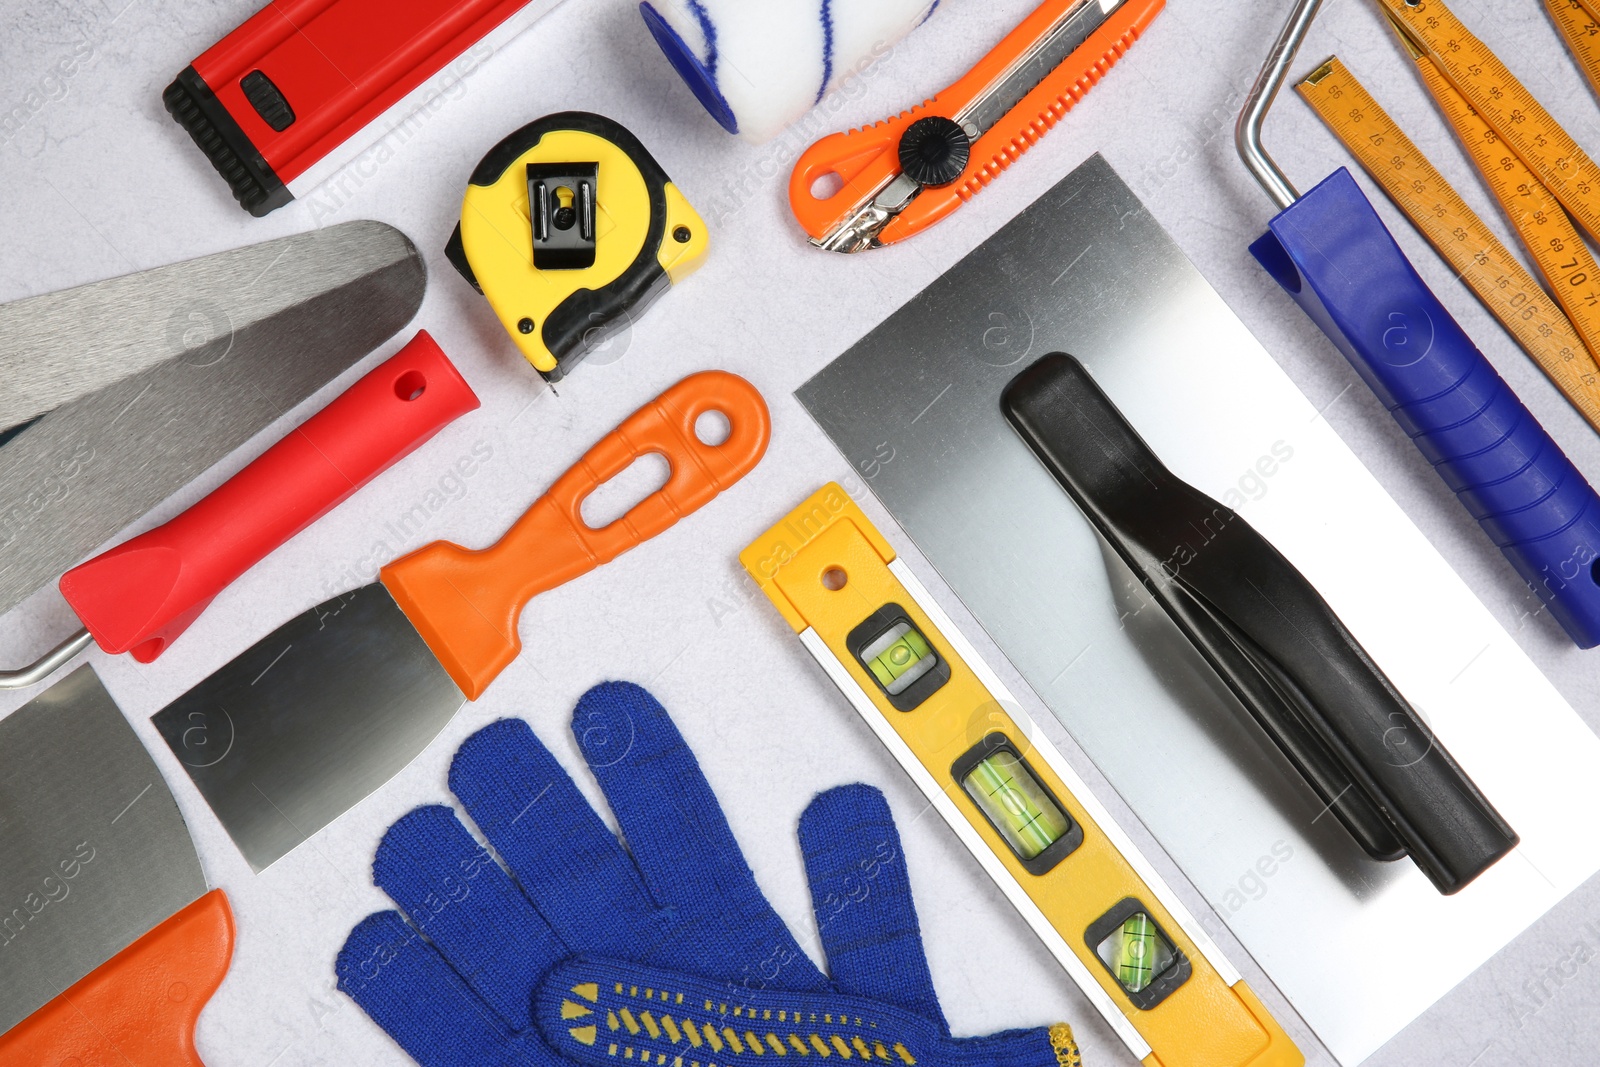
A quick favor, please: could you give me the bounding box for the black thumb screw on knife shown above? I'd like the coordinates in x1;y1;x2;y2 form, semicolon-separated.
1001;353;1518;895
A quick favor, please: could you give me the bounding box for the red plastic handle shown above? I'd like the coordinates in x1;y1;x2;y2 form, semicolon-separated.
380;370;770;699
0;889;234;1066
60;331;480;662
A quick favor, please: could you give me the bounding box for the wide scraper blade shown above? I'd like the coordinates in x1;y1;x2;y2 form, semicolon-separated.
150;584;464;872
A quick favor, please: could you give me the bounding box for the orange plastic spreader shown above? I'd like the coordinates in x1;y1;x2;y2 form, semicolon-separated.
0;890;234;1066
790;0;1164;249
380;370;771;699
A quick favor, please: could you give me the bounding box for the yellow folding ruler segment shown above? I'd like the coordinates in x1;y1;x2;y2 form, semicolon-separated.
1296;58;1600;430
740;485;1303;1067
1546;0;1600;102
1376;0;1600;237
1380;12;1600;384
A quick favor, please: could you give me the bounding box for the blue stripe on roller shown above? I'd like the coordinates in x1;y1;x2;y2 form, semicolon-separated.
918;1;941;27
640;1;739;134
816;0;836;104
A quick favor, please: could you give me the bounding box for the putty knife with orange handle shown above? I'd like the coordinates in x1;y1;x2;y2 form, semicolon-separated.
151;370;771;873
1;329;480;689
0;667;231;1063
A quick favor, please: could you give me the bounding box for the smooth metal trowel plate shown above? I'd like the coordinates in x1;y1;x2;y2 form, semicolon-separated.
797;153;1600;1064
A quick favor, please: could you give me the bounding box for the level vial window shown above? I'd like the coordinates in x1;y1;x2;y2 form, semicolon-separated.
1083;898;1190;1009
845;605;951;711
964;750;1071;860
1096;912;1176;995
951;733;1082;873
861;622;936;695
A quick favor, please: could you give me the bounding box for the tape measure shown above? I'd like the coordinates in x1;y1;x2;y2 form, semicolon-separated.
446;112;708;382
741;486;1303;1067
1545;0;1600;103
1296;59;1600;430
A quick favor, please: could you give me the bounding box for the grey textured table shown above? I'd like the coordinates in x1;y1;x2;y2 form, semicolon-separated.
1;0;1597;1063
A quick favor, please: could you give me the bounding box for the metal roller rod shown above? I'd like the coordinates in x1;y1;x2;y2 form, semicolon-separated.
0;627;93;690
1237;0;1328;209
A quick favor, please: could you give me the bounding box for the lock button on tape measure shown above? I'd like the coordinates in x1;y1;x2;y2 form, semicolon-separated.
447;112;708;382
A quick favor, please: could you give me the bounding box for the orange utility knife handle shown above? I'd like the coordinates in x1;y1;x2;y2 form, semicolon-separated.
381;371;770;699
789;0;1163;245
0;889;234;1066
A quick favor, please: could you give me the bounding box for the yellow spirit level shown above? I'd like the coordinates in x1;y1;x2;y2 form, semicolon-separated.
740;485;1302;1067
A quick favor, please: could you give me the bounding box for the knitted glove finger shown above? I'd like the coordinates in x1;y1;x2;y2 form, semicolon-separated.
371;804;568;1031
530;957;1075;1067
449;717;660;958
336;909;549;1067
797;785;945;1026
567;681;825;989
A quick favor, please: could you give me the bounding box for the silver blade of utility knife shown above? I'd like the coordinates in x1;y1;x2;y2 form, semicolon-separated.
957;0;1119;136
0;666;207;1034
0;221;425;618
150;583;464;872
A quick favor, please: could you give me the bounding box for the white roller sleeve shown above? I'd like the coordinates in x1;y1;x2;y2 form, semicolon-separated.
639;0;940;143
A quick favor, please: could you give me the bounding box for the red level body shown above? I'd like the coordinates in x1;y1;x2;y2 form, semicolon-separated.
165;0;546;215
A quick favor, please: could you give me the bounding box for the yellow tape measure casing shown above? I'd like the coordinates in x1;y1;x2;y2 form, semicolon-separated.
450;113;708;380
741;484;1304;1067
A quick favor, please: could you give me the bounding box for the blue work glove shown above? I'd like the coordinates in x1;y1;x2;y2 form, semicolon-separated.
336;681;1080;1067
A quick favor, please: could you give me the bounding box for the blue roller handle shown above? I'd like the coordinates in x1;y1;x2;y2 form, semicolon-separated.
1250;168;1600;648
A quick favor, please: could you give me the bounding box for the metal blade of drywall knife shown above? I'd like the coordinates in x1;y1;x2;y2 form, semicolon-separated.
0;220;425;618
149;584;465;872
0;666;207;1034
0;221;413;430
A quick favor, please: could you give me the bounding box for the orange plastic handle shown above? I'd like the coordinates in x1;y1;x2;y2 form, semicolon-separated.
788;0;1164;245
381;371;770;699
0;889;234;1066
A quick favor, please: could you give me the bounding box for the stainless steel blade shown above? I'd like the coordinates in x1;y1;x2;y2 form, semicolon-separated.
0;666;206;1034
0;220;425;618
150;584;464;872
0;221;416;429
956;0;1116;137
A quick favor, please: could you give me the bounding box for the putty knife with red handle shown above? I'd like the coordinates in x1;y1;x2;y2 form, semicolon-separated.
151;370;770;872
1;330;479;689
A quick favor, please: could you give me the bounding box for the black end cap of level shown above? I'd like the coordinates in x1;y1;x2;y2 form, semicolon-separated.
163;67;291;217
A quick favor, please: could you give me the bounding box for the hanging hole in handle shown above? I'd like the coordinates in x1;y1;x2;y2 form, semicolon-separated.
694;409;732;446
395;370;427;401
811;172;845;200
580;452;672;530
1591;556;1600;587
822;567;848;591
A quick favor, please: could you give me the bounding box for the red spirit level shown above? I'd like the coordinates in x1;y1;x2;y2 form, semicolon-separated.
164;0;563;216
